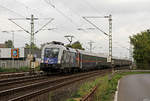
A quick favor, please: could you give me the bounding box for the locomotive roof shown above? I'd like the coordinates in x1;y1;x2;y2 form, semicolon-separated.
44;43;106;57
43;43;131;61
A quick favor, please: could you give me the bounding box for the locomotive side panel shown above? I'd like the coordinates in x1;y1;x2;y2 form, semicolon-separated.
61;50;78;68
82;54;97;70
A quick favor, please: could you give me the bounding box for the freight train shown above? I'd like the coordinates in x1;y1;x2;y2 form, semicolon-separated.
40;41;131;73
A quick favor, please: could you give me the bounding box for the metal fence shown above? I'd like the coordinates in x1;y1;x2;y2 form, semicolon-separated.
80;85;98;101
0;59;30;68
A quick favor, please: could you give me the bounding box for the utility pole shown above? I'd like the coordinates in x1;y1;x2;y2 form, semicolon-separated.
12;31;14;68
2;30;14;48
2;30;24;68
12;31;14;48
64;35;74;45
9;14;54;72
2;30;14;68
26;14;38;54
108;15;112;66
2;30;24;48
30;14;34;54
9;14;54;54
108;15;113;73
83;14;113;72
88;41;95;52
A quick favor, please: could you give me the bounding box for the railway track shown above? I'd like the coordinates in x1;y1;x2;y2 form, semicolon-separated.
0;75;49;91
0;71;43;79
0;74;42;84
0;72;29;79
0;69;110;101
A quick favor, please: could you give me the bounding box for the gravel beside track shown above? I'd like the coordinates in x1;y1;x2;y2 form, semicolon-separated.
0;75;48;91
0;71;43;79
0;72;29;79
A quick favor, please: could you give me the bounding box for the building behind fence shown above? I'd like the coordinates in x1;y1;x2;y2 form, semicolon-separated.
0;48;41;68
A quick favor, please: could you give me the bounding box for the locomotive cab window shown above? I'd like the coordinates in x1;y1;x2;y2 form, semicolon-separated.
44;48;59;58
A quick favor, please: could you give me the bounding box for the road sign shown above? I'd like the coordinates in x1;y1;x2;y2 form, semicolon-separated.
107;56;111;62
112;60;114;64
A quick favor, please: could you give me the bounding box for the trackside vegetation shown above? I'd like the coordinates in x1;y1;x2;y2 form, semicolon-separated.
130;30;150;69
66;41;85;50
0;66;40;73
66;71;150;101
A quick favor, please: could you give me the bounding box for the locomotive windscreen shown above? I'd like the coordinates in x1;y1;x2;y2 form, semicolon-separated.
44;48;59;58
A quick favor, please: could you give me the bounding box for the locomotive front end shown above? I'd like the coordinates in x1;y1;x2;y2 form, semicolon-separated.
44;48;59;64
40;44;62;72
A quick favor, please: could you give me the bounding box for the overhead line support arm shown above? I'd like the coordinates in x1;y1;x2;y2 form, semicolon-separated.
82;17;108;36
34;18;54;34
8;19;30;34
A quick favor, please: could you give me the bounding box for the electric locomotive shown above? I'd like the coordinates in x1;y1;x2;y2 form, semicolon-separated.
40;41;131;73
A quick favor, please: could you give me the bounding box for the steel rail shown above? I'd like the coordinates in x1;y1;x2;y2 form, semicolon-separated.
0;71;98;96
9;72;104;101
0;72;28;79
0;70;110;101
0;75;46;87
0;75;42;83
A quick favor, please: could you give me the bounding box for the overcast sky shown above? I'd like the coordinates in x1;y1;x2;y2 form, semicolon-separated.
0;0;150;58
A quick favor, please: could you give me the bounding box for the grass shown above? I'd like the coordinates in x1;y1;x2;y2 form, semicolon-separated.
66;71;150;101
66;74;110;101
0;66;39;73
66;99;76;101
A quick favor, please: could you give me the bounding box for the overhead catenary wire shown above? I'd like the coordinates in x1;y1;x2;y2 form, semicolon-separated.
8;14;54;56
47;0;88;28
113;41;129;50
83;0;101;14
0;2;33;26
0;0;55;48
45;0;88;43
0;1;54;42
0;4;25;17
14;0;41;17
10;0;50;30
53;0;102;29
44;0;107;45
81;17;109;41
1;0;109;49
52;0;109;42
13;0;31;17
45;0;80;27
14;0;53;20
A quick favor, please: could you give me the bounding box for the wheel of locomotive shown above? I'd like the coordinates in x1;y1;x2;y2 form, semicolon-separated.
63;68;69;74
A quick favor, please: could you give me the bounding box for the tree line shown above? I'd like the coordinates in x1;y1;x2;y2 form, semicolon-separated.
130;30;150;69
4;40;84;50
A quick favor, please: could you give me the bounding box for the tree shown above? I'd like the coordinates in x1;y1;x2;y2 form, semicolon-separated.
66;41;84;50
25;43;30;49
130;30;150;69
25;43;40;50
5;40;13;48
